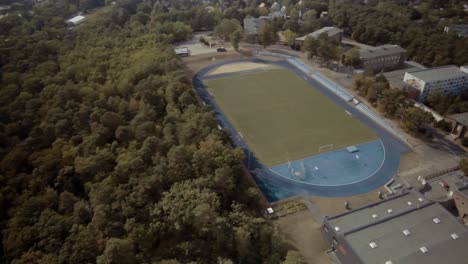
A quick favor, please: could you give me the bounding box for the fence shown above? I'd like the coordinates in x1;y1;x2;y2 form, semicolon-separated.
355;103;408;144
257;51;292;59
255;51;409;146
310;72;354;102
285;56;409;146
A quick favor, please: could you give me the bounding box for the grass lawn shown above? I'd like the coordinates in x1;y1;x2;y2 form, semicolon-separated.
204;68;376;166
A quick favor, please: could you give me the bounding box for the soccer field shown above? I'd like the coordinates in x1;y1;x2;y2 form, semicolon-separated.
204;68;376;167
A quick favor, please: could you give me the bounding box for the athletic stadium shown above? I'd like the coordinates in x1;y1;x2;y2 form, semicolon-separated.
193;56;410;202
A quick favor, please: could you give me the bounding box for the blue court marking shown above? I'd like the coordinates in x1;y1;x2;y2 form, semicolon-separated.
192;58;411;202
268;140;384;187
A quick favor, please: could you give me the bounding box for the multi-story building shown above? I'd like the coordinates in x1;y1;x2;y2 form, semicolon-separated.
403;65;468;101
322;190;468;264
295;26;344;47
359;44;407;74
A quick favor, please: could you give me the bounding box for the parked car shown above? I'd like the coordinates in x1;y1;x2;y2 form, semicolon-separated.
217;47;227;52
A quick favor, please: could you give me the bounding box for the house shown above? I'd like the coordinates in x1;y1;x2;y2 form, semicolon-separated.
66;15;85;26
454;181;468;223
323;190;468;264
359;44;407;74
447;112;468;139
444;24;468;38
295;26;344;47
403;65;468;102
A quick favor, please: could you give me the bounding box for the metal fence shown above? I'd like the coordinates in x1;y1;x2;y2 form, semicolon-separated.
284;57;409;146
310;72;354;102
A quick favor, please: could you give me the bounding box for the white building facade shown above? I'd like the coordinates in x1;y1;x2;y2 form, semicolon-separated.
403;65;468;101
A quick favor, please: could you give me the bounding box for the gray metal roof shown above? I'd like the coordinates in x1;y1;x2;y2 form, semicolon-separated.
406;65;467;83
359;44;406;60
295;27;343;41
448;112;468;127
327;192;429;232
326;191;468;264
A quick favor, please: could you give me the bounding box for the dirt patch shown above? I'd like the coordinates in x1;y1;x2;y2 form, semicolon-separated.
183;51;246;74
206;62;278;76
274;210;331;264
308;187;386;216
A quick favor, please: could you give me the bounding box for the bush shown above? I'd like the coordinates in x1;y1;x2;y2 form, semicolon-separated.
435;120;452;132
199;36;207;44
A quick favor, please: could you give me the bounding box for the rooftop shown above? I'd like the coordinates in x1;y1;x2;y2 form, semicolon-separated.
66;15;85;24
448;112;468;127
326;191;468;264
449;24;468;37
296;27;343;41
359;44;406;60
407;65;467;83
174;47;189;55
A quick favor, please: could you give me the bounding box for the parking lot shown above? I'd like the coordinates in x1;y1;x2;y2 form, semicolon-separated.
173;31;232;56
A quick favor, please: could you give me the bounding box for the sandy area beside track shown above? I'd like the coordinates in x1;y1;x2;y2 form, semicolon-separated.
207;62;278;75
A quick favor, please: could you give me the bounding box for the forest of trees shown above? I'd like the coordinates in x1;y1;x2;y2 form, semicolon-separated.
352;74;434;133
329;0;468;67
0;0;293;263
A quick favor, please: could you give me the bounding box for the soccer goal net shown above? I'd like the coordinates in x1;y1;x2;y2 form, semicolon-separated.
318;144;334;153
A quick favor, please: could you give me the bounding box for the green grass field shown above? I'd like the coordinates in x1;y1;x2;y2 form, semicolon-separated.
204;68;376;166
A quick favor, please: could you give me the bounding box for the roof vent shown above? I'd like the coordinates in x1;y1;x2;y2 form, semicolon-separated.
334;226;341;232
369;242;378;249
385;261;393;264
433;218;441;224
407;201;413;206
387;209;393;214
451;233;459;240
418;198;424;202
372;214;379;219
403;229;411;236
420;246;429;253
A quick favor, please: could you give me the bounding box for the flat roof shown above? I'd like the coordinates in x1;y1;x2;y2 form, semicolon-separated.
359;44;406;60
406;65;467;83
296;27;343;41
327;192;429;232
67;15;85;24
326;191;468;264
174;47;189;54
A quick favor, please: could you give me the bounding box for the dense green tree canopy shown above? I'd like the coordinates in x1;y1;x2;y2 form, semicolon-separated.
0;0;288;263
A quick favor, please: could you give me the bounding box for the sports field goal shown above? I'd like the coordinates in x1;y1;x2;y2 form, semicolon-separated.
318;144;334;153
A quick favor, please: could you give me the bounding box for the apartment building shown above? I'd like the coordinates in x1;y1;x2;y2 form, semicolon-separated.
403;65;468;101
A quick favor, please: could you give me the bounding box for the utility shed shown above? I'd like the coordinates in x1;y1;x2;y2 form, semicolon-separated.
66;15;85;26
322;191;468;264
